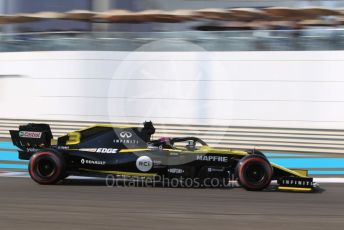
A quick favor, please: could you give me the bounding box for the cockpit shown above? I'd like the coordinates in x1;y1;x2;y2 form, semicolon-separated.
149;136;208;151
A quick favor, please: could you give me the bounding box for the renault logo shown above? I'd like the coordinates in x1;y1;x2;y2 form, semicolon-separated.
120;131;132;138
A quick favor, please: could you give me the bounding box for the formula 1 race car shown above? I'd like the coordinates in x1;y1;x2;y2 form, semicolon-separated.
10;122;316;192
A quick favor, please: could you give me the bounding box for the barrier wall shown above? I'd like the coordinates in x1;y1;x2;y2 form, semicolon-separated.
2;50;344;153
1;50;344;129
3;118;344;154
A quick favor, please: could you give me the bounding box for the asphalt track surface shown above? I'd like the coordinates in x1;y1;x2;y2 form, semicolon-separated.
0;177;343;230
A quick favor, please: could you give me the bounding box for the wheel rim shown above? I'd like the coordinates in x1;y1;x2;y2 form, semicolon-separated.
36;157;56;178
244;163;266;184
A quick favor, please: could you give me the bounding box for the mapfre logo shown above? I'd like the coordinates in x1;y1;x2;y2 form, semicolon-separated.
196;155;228;162
119;131;132;138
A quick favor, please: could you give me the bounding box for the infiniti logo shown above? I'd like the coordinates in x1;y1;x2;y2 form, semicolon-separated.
120;131;132;138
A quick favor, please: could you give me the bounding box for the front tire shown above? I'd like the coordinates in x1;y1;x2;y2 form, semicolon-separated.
236;155;273;191
29;150;66;185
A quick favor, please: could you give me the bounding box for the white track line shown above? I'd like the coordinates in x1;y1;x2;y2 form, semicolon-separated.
1;172;344;183
314;178;344;183
0;172;28;177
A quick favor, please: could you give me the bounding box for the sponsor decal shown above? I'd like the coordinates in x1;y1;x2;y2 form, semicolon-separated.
96;148;118;154
153;160;162;165
120;131;133;138
80;158;106;165
113;133;139;144
57;146;69;150
196;155;228;162
26;148;38;152
207;167;224;173
168;168;184;174
280;178;313;187
136;156;153;172
113;130;139;144
78;148;117;153
113;139;139;144
79;148;97;152
19;131;42;139
152;160;164;168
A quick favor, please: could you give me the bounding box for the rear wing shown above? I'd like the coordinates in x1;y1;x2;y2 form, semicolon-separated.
10;123;53;152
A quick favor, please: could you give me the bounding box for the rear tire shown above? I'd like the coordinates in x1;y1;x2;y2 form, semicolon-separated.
236;155;273;191
29;150;66;185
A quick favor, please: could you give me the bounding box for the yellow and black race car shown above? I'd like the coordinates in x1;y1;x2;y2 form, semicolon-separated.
10;121;316;192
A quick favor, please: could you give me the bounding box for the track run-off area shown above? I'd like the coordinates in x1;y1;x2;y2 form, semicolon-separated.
0;177;343;230
1;140;344;229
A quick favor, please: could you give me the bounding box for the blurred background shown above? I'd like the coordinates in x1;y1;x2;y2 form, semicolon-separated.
1;0;344;51
1;0;344;32
2;0;344;155
1;2;344;230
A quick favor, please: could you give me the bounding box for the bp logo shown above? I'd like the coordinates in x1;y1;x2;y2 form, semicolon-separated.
136;156;153;172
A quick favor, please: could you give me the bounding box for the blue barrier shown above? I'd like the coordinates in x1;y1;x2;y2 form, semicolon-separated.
0;164;27;169
309;170;344;175
264;153;316;157
1;142;344;174
0;151;24;161
270;158;344;169
0;142;17;150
